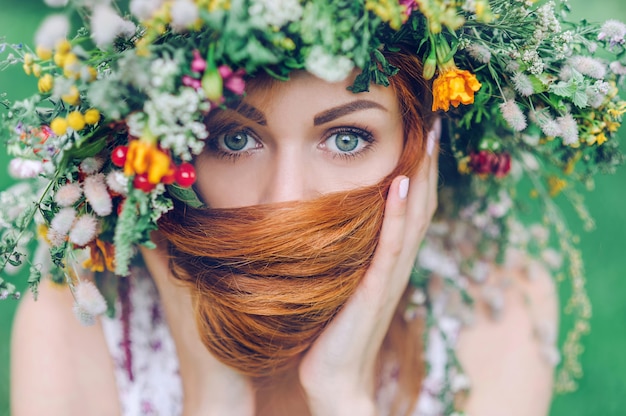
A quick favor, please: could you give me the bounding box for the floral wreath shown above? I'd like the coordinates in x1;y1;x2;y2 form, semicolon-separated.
1;0;625;410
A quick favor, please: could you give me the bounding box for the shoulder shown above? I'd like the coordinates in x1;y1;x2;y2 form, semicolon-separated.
11;280;119;416
456;253;558;416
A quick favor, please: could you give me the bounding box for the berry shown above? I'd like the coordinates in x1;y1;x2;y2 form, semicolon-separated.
175;163;196;187
133;173;156;192
111;145;128;167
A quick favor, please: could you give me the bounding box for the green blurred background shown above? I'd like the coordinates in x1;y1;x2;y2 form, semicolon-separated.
0;1;625;415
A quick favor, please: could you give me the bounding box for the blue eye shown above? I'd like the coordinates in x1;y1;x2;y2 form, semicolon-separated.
223;131;250;151
323;128;374;157
212;129;262;159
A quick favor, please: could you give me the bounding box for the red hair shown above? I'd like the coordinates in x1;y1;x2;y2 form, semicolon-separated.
158;50;433;414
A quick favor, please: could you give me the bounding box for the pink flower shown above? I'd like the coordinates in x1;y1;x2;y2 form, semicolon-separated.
191;50;206;73
182;74;202;90
219;65;246;95
400;0;418;17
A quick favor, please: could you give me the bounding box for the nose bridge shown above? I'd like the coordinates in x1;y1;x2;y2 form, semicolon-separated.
261;144;309;204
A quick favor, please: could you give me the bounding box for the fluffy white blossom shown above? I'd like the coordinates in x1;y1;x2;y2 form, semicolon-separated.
537;113;562;137
50;207;77;236
465;43;491;64
150;57;181;90
598;19;626;45
80;157;104;174
512;72;534;96
305;46;355;83
90;4;136;49
73;280;107;316
170;0;199;32
106;171;129;195
249;0;303;28
8;158;43;179
500;100;527;132
84;174;113;216
569;56;606;79
44;0;69;7
35;14;70;49
55;183;82;207
610;61;626;75
69;215;98;246
557;113;579;145
130;0;165;20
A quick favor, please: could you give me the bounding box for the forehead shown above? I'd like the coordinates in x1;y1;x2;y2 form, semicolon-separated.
242;71;400;117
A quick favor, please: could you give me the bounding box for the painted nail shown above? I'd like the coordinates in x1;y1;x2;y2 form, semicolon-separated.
399;177;409;200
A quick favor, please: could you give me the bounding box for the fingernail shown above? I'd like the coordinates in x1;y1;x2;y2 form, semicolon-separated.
399;177;409;200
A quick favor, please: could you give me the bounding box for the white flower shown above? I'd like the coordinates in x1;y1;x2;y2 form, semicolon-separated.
35;14;70;49
610;61;626;75
466;43;491;64
569;56;606;79
249;0;303;28
170;0;199;32
73;304;97;326
511;72;534;97
8;158;44;179
130;0;165;20
84;174;113;216
90;4;136;49
598;19;626;45
536;113;562;137
55;183;83;207
557;113;579;145
69;215;98;246
74;280;107;316
305;46;355;83
500;100;527;132
44;0;69;7
106;171;129;195
80;157;104;174
50;207;77;236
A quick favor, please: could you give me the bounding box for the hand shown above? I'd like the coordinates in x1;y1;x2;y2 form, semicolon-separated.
140;240;256;416
298;121;441;415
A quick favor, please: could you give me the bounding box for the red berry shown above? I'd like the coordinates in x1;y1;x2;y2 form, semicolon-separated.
111;145;128;167
175;162;196;187
133;173;156;192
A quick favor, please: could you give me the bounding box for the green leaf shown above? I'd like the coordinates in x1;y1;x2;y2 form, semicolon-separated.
166;184;205;208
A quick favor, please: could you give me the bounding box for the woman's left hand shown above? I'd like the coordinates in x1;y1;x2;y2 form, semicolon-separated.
298;121;440;416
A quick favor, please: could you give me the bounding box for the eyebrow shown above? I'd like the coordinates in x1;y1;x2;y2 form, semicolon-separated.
234;102;267;126
313;100;387;126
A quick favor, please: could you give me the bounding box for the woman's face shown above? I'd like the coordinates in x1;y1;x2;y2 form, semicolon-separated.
195;71;404;208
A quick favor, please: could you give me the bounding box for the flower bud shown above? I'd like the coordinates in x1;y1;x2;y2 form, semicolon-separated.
423;52;437;80
202;68;223;101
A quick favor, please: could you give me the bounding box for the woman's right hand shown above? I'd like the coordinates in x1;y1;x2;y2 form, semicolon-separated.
140;240;256;416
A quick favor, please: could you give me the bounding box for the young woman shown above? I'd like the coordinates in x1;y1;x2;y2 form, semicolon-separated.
2;1;622;415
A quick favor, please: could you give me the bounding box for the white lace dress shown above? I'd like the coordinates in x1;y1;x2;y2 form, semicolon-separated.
100;267;462;416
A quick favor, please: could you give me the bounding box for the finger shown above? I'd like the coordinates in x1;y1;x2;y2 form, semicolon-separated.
361;174;410;289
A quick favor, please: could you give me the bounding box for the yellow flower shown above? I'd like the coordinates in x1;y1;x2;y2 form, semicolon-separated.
548;176;567;197
22;63;32;76
55;39;72;55
36;45;53;60
432;67;481;111
83;239;116;273
67;111;86;131
62;53;80;79
84;109;101;125
23;53;34;66
38;73;54;93
124;139;173;184
32;64;42;78
61;85;80;106
50;117;69;136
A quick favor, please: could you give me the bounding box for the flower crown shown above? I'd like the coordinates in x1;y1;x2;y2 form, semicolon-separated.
0;0;624;390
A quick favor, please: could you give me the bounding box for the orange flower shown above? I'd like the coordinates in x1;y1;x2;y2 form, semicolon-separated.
83;239;116;273
124;140;173;184
432;67;481;111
